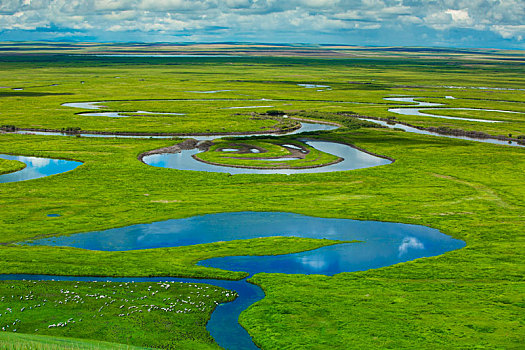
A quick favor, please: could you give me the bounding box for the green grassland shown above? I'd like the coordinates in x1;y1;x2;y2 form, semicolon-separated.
0;51;524;348
425;107;525;124
0;332;148;350
1;55;525;137
0;280;235;349
0;158;25;175
1;236;343;280
1;43;523;61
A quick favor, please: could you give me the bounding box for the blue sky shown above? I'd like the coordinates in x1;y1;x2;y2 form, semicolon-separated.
0;0;523;49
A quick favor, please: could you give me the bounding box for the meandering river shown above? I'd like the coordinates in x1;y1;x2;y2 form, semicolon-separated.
385;96;522;123
4;95;522;183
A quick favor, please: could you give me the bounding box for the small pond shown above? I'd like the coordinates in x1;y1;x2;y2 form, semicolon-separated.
0;154;82;184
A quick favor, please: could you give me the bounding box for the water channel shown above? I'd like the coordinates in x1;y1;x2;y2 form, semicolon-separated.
385;97;522;123
44;100;393;174
4;95;523;184
360;118;525;148
142;139;390;174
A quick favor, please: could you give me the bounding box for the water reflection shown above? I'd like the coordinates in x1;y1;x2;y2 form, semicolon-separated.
0;154;82;183
143;139;391;174
360;118;524;148
384;97;521;123
29;212;465;277
398;236;425;256
25;211;464;350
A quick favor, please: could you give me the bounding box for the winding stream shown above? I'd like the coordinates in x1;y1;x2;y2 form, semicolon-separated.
142;139;391;174
6;120;373;179
79;111;186;118
5;95;522;183
360;118;525;148
14;119;338;140
21;211;464;349
14;99;379;175
59;103;392;174
0;273;262;350
385;97;521;123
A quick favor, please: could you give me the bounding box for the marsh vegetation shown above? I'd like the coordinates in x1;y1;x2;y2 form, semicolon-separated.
0;49;523;349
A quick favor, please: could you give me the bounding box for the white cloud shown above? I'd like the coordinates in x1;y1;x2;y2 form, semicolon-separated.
137;0;216;12
0;0;522;46
94;0;136;11
103;10;138;21
399;15;423;24
224;0;252;9
398;237;424;256
491;24;525;41
301;0;340;8
445;9;472;25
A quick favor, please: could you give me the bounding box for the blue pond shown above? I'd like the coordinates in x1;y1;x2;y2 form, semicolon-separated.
23;212;464;350
28;212;464;263
0;154;82;183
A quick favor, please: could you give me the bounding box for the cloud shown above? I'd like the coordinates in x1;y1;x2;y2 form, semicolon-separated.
137;0;217;12
491;24;525;41
398;237;424;256
0;0;523;48
224;0;253;9
445;9;472;24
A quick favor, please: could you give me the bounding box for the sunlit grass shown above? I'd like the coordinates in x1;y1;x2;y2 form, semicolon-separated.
0;52;523;349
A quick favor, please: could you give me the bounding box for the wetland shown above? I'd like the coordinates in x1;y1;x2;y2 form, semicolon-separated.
0;50;523;349
20;211;464;350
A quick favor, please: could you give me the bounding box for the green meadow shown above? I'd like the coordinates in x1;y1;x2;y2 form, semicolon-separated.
0;159;25;175
0;51;524;348
0;332;149;350
0;280;235;349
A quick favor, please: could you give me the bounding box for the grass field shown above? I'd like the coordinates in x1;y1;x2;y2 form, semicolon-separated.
0;48;524;348
0;158;25;175
1;54;525;137
0;332;149;350
0;280;237;349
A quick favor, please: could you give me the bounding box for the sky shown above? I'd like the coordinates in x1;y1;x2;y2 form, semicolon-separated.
0;0;524;49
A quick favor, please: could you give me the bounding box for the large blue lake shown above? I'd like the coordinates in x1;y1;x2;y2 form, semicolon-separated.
28;212;464;277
